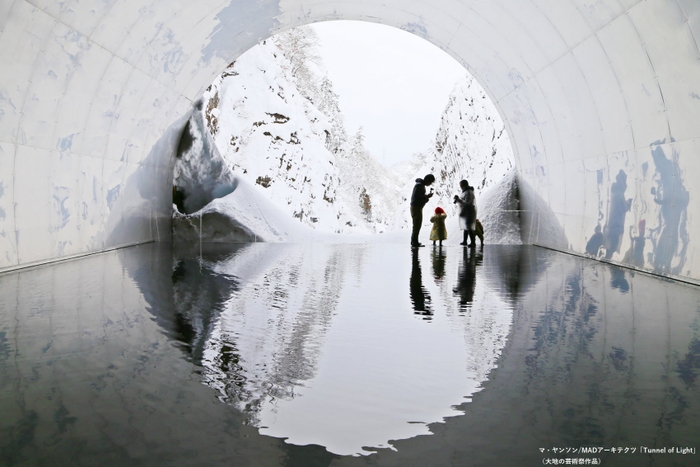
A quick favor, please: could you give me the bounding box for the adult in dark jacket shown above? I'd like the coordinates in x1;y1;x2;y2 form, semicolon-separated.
410;174;435;247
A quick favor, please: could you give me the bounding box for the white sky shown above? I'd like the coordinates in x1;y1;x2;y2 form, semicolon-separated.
310;21;467;167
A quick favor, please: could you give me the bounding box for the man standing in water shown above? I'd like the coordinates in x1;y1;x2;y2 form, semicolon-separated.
410;174;435;247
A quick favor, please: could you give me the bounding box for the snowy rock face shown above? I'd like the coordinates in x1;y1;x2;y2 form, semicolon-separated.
429;76;514;193
173;27;517;243
392;76;516;235
175;28;402;235
173;103;237;214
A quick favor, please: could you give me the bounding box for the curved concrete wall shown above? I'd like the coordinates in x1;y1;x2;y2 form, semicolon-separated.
1;0;699;281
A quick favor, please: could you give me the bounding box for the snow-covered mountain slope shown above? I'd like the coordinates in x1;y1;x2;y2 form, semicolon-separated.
202;34;351;233
173;27;519;244
391;75;516;236
431;76;514;193
175;27;404;235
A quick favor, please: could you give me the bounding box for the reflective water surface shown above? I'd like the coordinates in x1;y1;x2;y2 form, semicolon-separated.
1;243;699;466
171;244;512;456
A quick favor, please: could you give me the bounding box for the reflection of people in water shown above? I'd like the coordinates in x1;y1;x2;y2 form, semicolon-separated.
453;246;482;311
604;170;632;259
410;248;432;319
622;219;646;267
586;225;604;256
650;144;690;274
431;245;446;283
610;266;629;293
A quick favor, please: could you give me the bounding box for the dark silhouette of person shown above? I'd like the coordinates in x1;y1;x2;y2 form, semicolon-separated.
622;219;646;267
610;266;630;293
604;170;632;259
431;245;446;283
586;225;604;256
410;174;435;247
453;245;482;311
410;248;432;319
454;179;477;247
649;144;689;274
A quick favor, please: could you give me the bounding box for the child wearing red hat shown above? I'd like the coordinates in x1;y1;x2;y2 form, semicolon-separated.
429;206;448;247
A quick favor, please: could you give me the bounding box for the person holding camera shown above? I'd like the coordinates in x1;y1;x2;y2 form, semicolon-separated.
409;174;435;247
454;179;477;247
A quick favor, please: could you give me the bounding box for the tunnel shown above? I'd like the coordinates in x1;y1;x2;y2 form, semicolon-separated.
5;0;700;282
2;3;700;465
1;0;699;282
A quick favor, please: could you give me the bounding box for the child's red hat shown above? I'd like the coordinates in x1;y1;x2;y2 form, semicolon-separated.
435;206;445;215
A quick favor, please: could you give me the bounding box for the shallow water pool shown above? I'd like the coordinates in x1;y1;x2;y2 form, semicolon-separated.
1;242;699;466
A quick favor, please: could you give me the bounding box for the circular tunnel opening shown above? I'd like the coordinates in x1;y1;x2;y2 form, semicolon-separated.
171;21;519;246
3;2;700;464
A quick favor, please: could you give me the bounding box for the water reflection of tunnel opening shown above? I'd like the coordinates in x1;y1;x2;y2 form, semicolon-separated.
166;242;518;455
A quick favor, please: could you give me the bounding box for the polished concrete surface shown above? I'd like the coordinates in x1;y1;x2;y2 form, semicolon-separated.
1;242;699;466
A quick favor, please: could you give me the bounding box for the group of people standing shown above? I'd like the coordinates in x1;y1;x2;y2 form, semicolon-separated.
410;174;480;248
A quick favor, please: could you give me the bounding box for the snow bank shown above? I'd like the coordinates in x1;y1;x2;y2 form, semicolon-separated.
478;169;522;244
173;174;410;244
173;170;521;245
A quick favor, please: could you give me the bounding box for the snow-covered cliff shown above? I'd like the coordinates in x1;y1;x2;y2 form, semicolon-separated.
424;76;514;193
175;27;404;235
391;75;517;241
173;27;518;243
